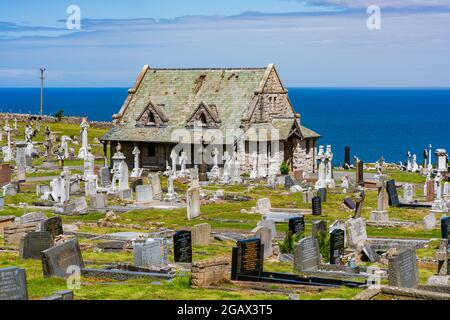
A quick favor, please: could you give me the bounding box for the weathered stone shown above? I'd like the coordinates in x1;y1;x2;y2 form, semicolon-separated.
41;239;84;278
19;231;54;260
294;236;320;272
388;248;419;289
0;267;28;300
191;258;230;287
191;223;211;246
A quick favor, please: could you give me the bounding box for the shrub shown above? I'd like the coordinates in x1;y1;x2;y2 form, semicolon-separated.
279;230;304;254
54;109;64;122
316;231;331;263
280;162;289;175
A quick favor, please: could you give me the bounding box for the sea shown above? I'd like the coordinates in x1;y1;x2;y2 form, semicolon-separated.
0;87;449;165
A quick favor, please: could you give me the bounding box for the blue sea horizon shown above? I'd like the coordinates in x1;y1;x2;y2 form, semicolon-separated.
0;87;449;164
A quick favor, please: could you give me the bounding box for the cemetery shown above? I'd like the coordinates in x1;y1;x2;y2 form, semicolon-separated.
0;118;450;301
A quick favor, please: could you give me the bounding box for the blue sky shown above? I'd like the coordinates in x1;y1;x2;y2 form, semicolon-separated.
0;0;450;87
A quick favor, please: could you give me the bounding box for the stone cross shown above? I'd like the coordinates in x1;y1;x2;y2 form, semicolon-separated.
179;151;188;175
44;126;53;157
170;149;178;174
324;145;335;188
220;151;232;184
250;151;258;179
13;118;17;130
315;145;326;189
77;117;90;159
2;121;13;162
131;146;143;178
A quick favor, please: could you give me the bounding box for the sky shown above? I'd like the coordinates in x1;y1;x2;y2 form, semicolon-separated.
0;0;449;87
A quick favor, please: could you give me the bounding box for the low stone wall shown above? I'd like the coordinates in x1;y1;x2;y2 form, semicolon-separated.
4;222;38;245
0;112;114;129
191;257;230;287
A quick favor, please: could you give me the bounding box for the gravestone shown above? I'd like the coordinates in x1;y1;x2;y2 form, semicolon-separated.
233;238;263;277
288;216;305;235
173;230;192;263
356;160;364;185
256;198;271;215
361;244;380;263
318;188;327;202
388;248;419;289
0;164;11;185
423;212;437;230
41;239;85;278
294;236;321;272
40;217;63;238
285;176;295;189
0;267;28;300
330;220;347;247
134;238;167;269
256;219;276;239
312;196;322;216
386;180;400;207
254;226;272;259
135;184;153;203
344;146;351;168
330;229;345;264
346;217;367;248
90;193;107;210
0;215;15;235
150;173;162;200
19;232;54;259
343;198;356;210
311;220;327;239
442;217;450;240
100;167;111;187
74;197;88;213
191;223;211;246
426;180;435;202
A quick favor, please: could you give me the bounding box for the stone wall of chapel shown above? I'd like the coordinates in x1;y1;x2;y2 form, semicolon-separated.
292;139;315;173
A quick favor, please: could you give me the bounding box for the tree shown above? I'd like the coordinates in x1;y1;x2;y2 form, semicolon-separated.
54;109;64;122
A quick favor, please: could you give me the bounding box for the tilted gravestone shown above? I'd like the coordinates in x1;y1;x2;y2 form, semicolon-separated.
386;180;400;207
150;173;163;200
361;244;380;263
134;238;167;269
40;216;63;238
294;236;321;272
311;220;327;239
284;176;295;189
343;198;356;210
330;229;345;265
388;248;419;289
255;219;276;239
41;239;84;278
288;216;305;235
0;267;28;300
19;212;47;225
173;230;193;263
231;238;263;279
19;231;54;260
312;196;322;216
346;217;367;249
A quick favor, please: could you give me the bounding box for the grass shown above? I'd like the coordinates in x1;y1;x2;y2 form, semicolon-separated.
0;121;444;300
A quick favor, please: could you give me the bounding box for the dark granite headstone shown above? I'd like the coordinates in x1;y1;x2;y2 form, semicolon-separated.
284;176;295;189
330;229;345;265
173;230;192;263
386;180;400;207
356;160;364;185
442;217;450;241
40;216;63;238
311;220;327;239
19;231;54;260
41;239;84;278
344;146;351;169
318;188;327;202
288;216;305;235
0;267;28;300
388;248;419;288
312;196;322;216
343;198;356;210
235;238;263;275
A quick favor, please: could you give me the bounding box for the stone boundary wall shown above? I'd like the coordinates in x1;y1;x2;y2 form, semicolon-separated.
0;113;114;129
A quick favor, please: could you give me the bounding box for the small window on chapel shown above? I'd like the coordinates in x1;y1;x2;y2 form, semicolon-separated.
147;112;156;125
199;113;208;126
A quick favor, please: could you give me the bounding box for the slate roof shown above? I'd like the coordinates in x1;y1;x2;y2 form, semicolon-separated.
102;65;320;143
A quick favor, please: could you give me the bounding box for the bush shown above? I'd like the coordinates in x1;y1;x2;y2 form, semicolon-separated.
316;231;331;263
279;230;304;254
280;162;289;175
54;109;64;122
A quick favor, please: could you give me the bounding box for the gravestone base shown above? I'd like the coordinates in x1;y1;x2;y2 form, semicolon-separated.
427;275;450;286
118;189;132;200
370;211;389;222
41;160;60;170
52;202;77;215
165;193;180;203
